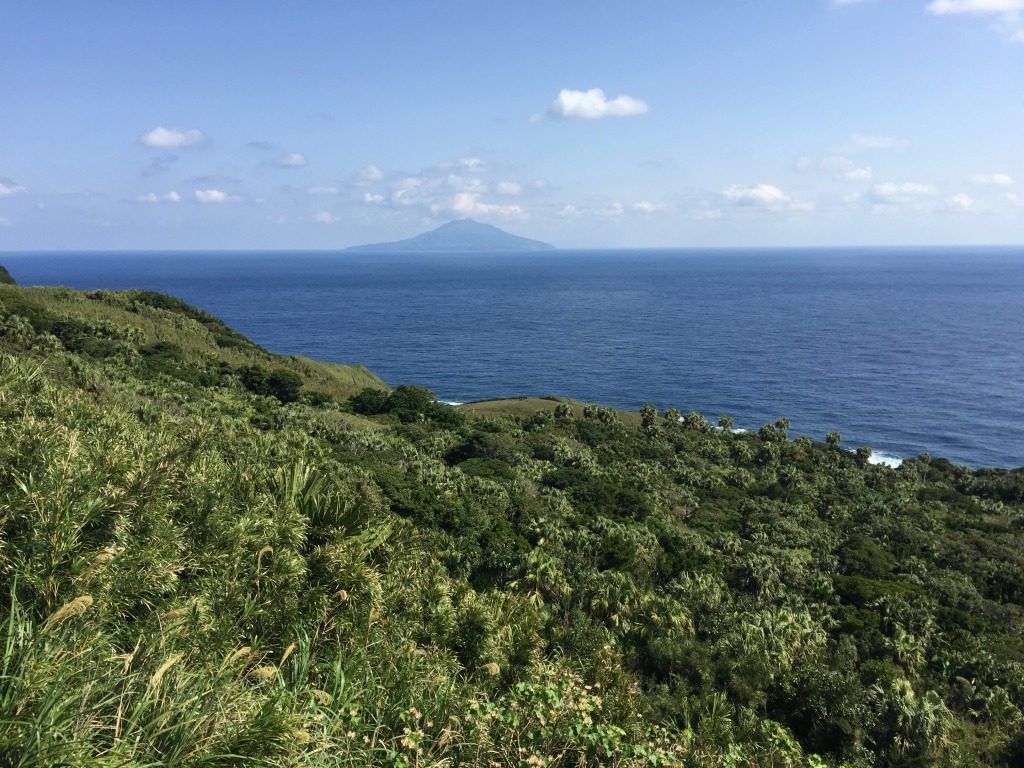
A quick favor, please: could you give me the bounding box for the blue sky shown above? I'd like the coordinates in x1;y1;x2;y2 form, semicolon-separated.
2;0;1023;249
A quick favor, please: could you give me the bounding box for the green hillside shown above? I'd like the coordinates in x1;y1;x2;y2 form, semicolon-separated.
1;282;1023;767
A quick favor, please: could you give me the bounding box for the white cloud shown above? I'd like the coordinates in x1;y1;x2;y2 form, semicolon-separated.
444;192;524;219
195;189;229;203
948;192;975;209
313;211;340;223
873;181;937;201
272;152;307;168
546;88;649;120
0;216;11;227
496;181;523;196
358;164;384;183
362;192;385;204
439;157;487;173
632;201;668;213
927;0;1024;39
834;133;910;153
972;172;1014;186
139;126;206;149
927;0;1024;14
821;156;873;182
390;176;426;206
0;179;28;197
870;181;940;212
136;191;180;204
596;202;625;218
724;183;790;206
692;207;723;220
446;174;487;193
307;185;339;196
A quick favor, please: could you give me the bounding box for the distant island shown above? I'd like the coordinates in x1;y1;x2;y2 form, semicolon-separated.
346;218;555;253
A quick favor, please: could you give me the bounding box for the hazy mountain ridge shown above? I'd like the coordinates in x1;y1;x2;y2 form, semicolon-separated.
346;218;555;253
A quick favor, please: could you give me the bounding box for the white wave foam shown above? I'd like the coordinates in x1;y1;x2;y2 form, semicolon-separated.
440;401;464;407
867;452;903;468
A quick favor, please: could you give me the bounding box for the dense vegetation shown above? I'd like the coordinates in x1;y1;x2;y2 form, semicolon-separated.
1;280;1023;767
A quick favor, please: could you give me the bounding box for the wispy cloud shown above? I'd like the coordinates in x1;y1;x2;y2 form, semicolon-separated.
141;153;178;177
446;192;524;219
136;191;180;204
632;201;668;213
307;185;339;196
139;126;206;149
972;172;1014;185
313;211;340;223
948;192;975;209
834;133;910;153
246;140;274;151
544;88;649;120
870;181;940;212
821;156;873;181
268;152;307;168
0;178;28;197
354;164;382;184
926;0;1024;40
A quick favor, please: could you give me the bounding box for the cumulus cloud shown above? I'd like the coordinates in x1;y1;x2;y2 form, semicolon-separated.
313;211;340;223
136;191;180;204
972;172;1014;186
546;88;649;120
0;179;28;197
834;133;910;153
362;192;385;204
724;183;790;207
195;189;230;203
139;127;206;149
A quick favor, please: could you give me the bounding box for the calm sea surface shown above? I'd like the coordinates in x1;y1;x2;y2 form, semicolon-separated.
4;248;1022;468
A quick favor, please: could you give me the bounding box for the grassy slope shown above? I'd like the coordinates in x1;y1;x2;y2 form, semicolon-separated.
0;284;384;403
2;283;1024;767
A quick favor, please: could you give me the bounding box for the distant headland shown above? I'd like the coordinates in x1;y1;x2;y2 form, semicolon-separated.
345;219;555;253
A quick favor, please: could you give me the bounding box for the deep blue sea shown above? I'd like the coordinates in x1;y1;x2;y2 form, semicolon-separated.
3;248;1023;468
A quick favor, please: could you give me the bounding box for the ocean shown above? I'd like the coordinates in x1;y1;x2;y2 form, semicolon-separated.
3;247;1022;468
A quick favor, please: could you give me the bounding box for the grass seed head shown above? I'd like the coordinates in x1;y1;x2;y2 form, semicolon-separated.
44;595;93;629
